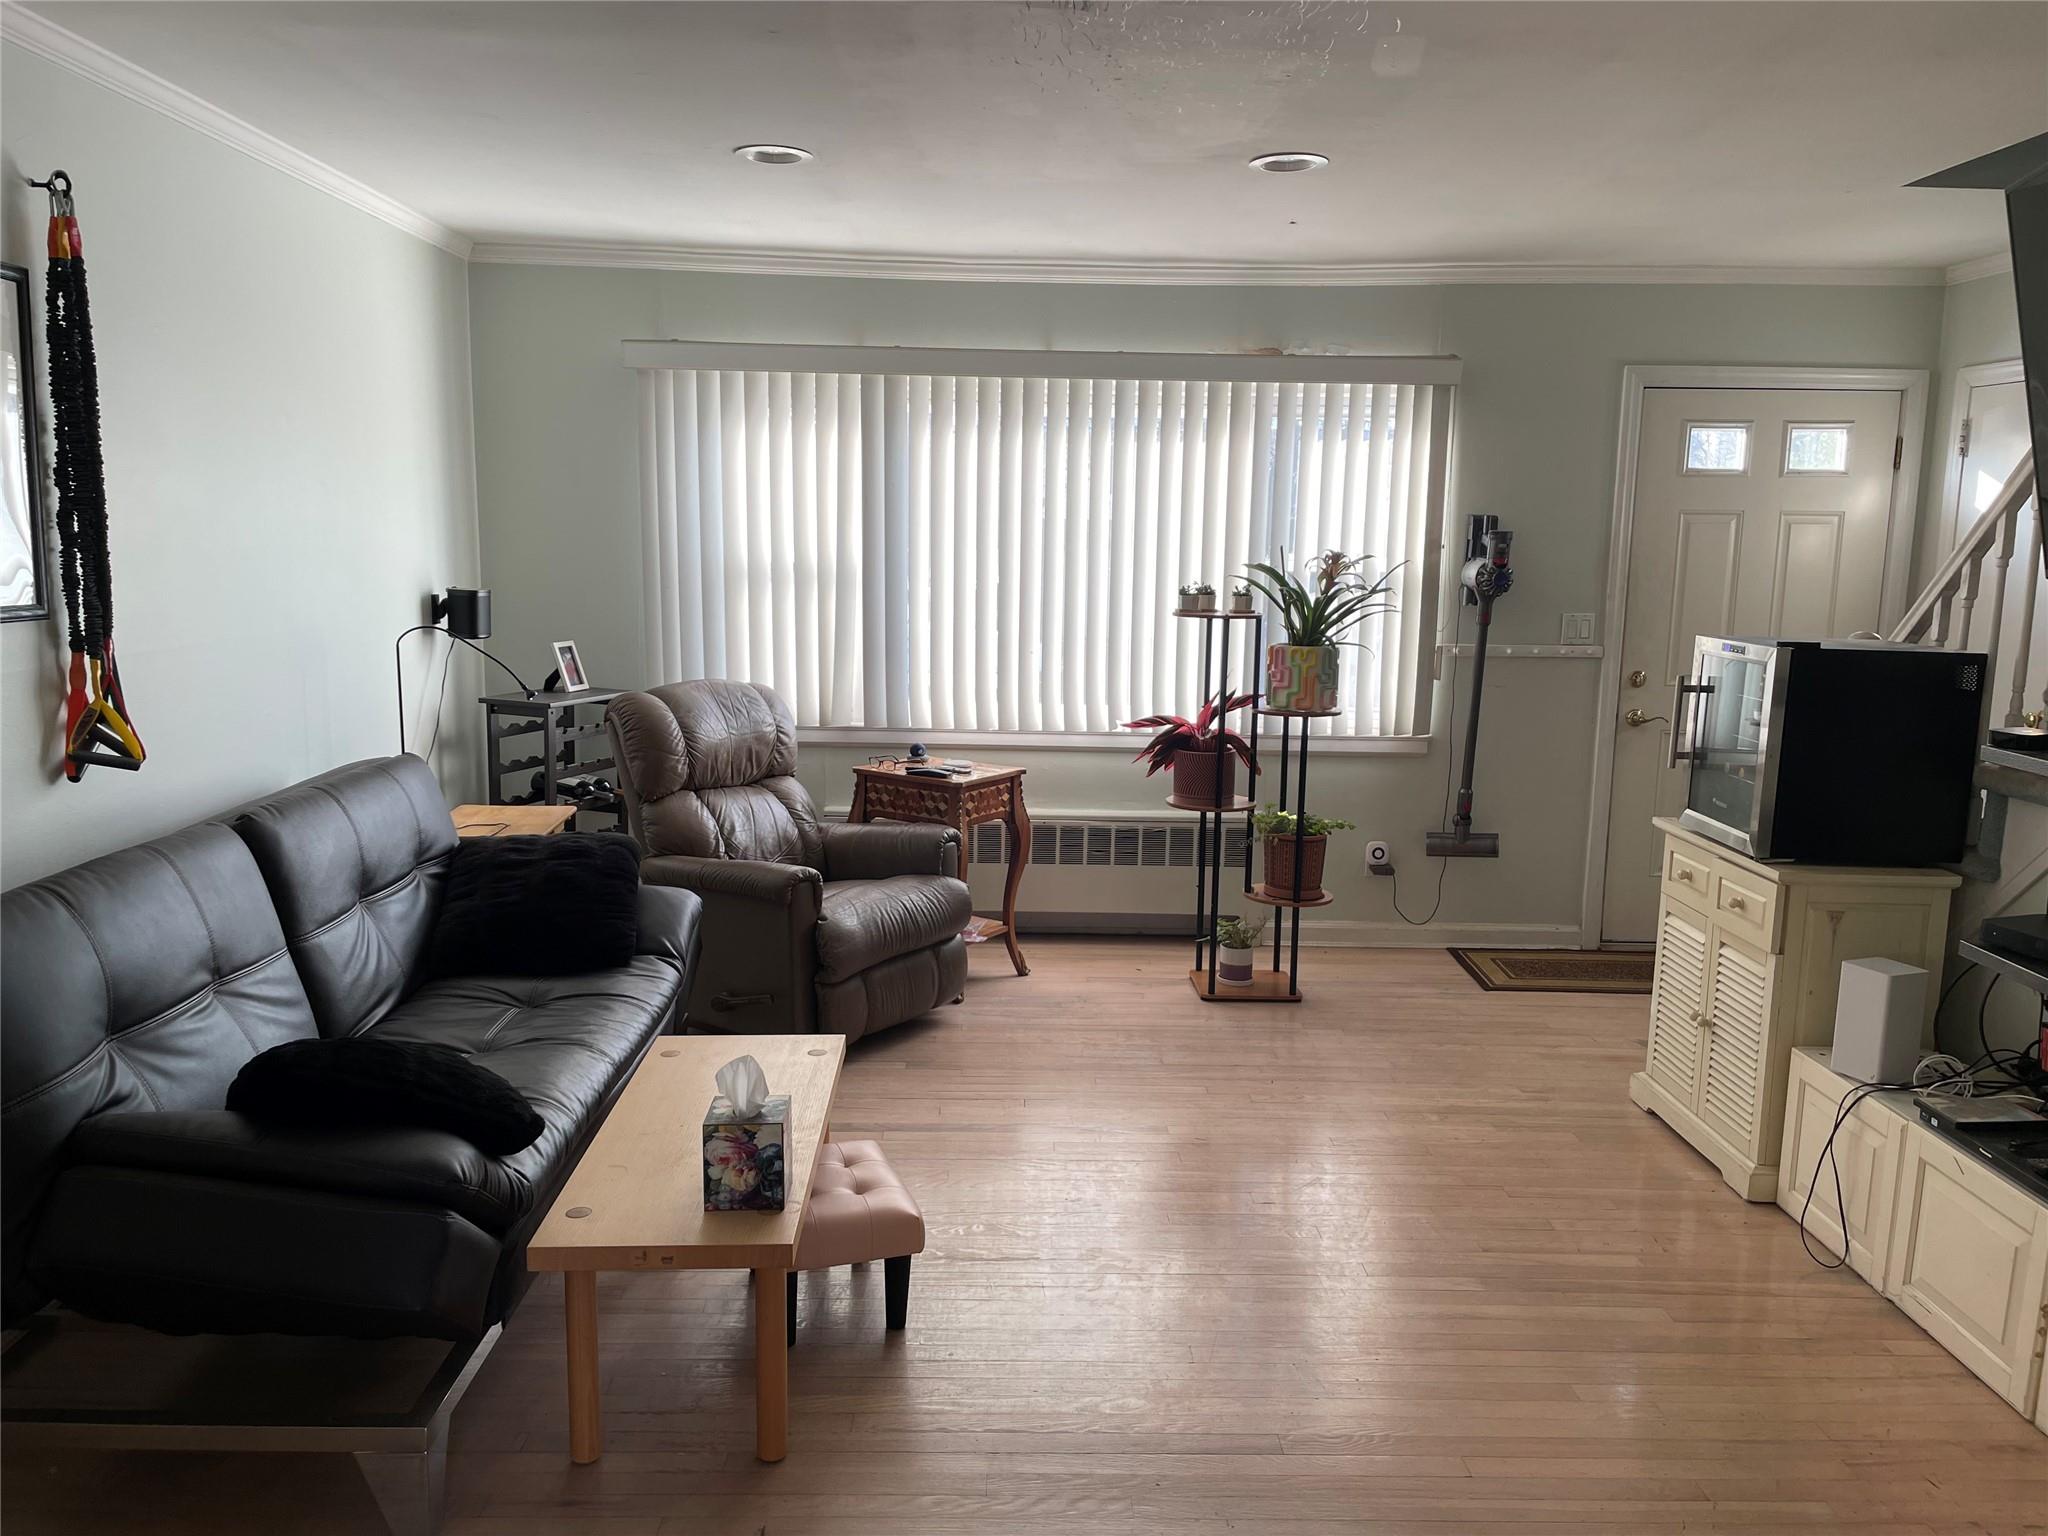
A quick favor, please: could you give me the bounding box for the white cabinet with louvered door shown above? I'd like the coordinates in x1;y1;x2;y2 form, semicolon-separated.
1644;904;1708;1103
1698;931;1771;1153
1631;818;1957;1203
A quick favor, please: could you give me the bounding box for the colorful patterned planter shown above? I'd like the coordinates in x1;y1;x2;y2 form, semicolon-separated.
1266;644;1340;713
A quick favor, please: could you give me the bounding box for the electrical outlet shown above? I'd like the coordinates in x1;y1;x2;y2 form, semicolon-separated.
1559;612;1596;644
1365;839;1394;876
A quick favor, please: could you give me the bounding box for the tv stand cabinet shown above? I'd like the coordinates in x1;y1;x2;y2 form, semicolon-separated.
1629;816;1958;1202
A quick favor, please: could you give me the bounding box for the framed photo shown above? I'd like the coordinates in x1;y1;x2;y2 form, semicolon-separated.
551;639;590;692
1;262;49;623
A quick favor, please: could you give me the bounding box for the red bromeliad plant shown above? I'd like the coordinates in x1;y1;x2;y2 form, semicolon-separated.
1122;688;1260;777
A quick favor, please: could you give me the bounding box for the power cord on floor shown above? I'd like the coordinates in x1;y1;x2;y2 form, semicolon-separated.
1391;609;1462;926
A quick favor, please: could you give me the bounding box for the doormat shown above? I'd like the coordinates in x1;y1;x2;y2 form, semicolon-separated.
1448;947;1655;995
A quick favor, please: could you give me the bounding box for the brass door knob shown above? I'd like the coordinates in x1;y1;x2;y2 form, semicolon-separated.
1629;669;1648;687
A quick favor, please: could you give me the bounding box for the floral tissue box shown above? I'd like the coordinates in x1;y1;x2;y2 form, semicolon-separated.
703;1094;789;1211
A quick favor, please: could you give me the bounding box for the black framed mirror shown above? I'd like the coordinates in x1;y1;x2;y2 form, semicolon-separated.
2;261;49;622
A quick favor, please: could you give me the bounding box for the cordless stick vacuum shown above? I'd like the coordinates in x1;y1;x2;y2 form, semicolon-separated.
1425;515;1514;858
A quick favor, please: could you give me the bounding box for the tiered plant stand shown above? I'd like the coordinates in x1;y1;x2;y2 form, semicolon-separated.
1244;704;1340;1000
1169;606;1293;1004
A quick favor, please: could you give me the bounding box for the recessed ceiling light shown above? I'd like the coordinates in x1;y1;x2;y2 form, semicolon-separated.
1249;151;1329;174
734;144;813;166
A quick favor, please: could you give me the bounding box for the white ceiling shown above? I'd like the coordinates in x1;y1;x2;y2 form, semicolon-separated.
15;1;2047;276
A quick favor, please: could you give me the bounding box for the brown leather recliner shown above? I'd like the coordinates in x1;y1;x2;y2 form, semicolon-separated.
607;681;971;1041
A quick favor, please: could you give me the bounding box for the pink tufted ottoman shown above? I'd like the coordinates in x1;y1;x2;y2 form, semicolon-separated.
785;1140;925;1345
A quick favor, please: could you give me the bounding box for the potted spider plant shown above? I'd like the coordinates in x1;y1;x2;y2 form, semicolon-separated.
1240;550;1397;713
1214;912;1265;987
1252;805;1356;902
1123;685;1258;808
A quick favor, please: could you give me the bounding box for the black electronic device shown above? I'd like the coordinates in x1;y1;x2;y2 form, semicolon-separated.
1912;1097;2048;1202
1982;912;2048;965
1674;637;1984;864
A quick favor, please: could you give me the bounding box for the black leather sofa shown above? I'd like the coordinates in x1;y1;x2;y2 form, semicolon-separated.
1;755;703;1343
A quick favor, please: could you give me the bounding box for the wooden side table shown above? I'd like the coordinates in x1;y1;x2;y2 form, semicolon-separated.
451;803;578;838
848;762;1030;976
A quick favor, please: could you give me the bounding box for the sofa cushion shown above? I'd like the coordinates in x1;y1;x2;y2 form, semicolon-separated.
226;1038;546;1157
0;824;319;1327
816;876;973;984
366;957;684;1206
232;755;458;1039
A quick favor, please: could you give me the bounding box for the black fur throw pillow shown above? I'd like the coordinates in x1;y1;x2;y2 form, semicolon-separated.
428;833;640;978
226;1038;545;1155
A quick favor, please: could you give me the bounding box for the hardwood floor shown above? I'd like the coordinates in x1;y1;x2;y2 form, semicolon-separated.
8;940;2044;1534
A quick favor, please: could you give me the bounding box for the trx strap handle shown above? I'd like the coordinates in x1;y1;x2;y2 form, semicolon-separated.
36;170;142;780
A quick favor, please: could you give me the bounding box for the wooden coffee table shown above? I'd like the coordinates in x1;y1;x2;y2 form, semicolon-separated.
527;1034;845;1465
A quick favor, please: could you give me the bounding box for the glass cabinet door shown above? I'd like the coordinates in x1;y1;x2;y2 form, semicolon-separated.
1686;649;1772;837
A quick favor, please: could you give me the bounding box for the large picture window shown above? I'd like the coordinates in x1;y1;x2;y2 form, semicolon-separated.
633;344;1455;739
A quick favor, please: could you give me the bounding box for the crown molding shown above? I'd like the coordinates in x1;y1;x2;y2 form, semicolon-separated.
0;6;472;259
468;239;1944;287
1945;250;2014;286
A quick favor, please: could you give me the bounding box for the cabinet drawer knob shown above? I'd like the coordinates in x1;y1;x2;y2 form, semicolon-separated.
1726;894;1746;912
1677;868;1694;883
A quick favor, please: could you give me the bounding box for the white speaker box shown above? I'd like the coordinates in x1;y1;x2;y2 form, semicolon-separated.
1830;957;1927;1084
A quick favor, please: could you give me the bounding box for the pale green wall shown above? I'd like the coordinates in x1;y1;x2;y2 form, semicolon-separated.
470;264;1945;939
0;51;481;886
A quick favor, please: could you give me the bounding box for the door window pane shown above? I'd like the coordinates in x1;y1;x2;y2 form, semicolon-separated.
1783;423;1850;475
1684;422;1750;474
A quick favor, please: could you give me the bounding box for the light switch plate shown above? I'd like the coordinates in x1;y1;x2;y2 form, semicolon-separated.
1560;612;1596;644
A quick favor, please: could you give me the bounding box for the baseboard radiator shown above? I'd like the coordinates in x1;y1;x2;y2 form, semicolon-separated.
962;815;1249;935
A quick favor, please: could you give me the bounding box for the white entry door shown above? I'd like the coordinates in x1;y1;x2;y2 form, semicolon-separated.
1601;387;1907;944
1943;368;2029;548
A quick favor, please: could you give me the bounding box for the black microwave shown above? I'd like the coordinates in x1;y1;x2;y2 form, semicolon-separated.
1673;636;1985;865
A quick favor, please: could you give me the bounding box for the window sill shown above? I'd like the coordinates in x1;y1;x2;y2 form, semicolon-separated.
796;726;1432;757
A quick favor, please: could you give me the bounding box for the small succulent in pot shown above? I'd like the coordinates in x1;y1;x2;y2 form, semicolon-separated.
1123;685;1259;807
1213;912;1266;986
1179;580;1217;612
1230;583;1255;612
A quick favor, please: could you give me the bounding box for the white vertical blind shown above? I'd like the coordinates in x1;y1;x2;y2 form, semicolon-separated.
638;362;1450;737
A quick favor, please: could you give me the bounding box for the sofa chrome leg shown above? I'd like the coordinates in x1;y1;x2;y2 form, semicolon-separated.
884;1255;911;1331
355;1429;446;1536
786;1269;798;1347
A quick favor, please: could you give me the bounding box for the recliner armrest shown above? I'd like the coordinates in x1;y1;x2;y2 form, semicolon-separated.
822;821;962;881
642;853;823;914
64;1110;529;1235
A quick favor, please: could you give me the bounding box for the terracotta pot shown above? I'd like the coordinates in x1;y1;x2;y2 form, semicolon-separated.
1217;945;1256;986
1266;643;1341;713
1262;832;1329;899
1171;747;1237;808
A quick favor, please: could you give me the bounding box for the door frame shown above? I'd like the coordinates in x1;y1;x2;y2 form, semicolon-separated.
1579;364;1930;948
1937;358;2027;549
